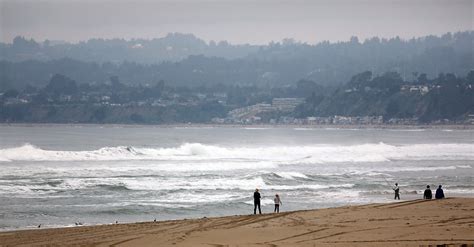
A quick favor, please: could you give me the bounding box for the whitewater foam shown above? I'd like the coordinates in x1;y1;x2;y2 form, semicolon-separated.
2;142;474;164
274;172;309;179
1;126;473;232
244;198;274;206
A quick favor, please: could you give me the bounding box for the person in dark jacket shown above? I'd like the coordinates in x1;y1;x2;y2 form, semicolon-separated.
435;185;445;199
393;183;400;200
423;185;432;199
253;189;262;214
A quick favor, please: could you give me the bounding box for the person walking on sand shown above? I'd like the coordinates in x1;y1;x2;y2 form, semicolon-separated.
435;185;445;199
423;185;432;199
253;189;262;214
274;194;282;213
393;183;400;200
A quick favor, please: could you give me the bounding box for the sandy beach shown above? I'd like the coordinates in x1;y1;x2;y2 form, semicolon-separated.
0;198;473;247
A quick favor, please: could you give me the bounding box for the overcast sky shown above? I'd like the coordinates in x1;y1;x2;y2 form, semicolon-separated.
0;0;472;44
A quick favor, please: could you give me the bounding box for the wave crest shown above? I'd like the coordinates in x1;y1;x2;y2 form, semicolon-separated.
1;142;474;163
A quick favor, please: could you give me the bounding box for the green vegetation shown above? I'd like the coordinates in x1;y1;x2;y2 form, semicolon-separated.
1;71;472;124
1;31;472;91
295;71;474;123
1;31;472;124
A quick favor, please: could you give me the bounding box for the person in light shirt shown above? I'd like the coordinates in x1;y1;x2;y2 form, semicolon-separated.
274;194;282;213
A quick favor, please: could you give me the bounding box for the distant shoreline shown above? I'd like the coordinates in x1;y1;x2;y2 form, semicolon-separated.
1;122;473;130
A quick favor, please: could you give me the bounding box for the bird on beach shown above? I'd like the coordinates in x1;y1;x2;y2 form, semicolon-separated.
37;224;41;228
75;222;83;226
154;218;156;222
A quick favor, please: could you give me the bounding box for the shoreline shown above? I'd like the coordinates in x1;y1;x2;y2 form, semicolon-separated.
1;122;473;130
2;193;473;233
1;198;473;246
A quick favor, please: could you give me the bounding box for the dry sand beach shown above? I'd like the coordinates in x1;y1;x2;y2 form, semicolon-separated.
0;198;473;247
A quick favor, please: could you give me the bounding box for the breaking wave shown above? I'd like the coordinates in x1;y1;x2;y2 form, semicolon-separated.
1;142;474;163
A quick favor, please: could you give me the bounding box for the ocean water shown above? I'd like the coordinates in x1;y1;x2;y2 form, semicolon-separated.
0;125;473;230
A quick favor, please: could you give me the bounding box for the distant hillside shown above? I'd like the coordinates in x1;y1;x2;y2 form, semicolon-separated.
1;70;472;124
0;31;473;91
0;33;260;64
296;71;474;123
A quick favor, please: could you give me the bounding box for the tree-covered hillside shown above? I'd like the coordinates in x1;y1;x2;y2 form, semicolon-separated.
296;71;474;123
1;31;472;91
1;71;472;124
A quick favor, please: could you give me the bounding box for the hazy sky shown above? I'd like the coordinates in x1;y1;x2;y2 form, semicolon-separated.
0;0;472;44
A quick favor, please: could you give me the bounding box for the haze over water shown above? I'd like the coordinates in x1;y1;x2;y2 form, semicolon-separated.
0;125;473;230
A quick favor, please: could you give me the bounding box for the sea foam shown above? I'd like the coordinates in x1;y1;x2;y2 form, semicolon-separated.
1;143;474;163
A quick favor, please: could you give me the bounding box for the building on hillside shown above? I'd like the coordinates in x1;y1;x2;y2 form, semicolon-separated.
272;98;305;111
227;103;275;122
467;114;474;125
401;85;430;95
387;118;419;125
305;116;332;125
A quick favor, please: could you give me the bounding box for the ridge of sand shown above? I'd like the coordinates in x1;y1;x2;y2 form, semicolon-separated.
1;198;473;247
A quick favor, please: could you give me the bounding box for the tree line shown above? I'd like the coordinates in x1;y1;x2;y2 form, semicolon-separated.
1;31;472;91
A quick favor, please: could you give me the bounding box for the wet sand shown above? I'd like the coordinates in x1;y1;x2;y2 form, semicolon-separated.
1;198;473;247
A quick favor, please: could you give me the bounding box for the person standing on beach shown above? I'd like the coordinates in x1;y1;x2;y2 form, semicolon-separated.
393;183;400;200
254;189;262;214
273;194;282;213
423;185;432;199
435;185;445;199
